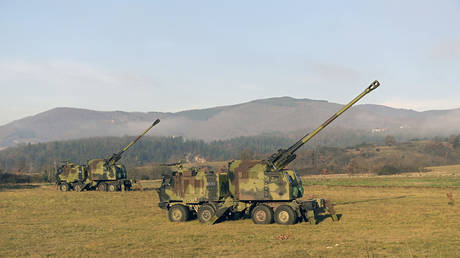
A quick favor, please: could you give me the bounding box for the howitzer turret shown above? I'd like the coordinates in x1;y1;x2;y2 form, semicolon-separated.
266;80;380;170
105;118;160;165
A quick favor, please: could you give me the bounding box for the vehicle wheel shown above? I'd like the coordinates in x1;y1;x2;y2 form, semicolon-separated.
168;205;190;222
73;183;83;192
59;183;69;192
251;205;273;224
108;184;118;192
97;183;107;192
274;205;297;225
197;204;216;223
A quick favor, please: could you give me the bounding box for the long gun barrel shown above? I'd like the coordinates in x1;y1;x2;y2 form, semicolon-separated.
266;80;380;170
160;161;183;167
105;119;161;164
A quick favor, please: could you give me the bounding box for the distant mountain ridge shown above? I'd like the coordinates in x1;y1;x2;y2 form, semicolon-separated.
1;96;460;148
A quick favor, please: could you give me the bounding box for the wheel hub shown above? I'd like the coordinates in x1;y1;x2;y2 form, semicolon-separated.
201;210;212;221
278;211;289;223
172;210;182;220
255;210;266;221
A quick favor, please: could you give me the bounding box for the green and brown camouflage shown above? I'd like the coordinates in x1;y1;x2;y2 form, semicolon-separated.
84;158;132;191
158;165;229;204
157;81;380;224
56;161;88;192
227;160;303;201
56;119;160;192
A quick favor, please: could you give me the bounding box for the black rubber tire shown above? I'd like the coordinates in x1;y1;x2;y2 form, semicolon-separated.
108;184;118;192
251;205;274;224
274;205;298;225
168;205;190;222
197;204;216;223
97;183;107;192
59;183;69;192
73;183;82;192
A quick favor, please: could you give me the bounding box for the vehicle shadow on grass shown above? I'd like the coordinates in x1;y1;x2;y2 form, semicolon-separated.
134;187;157;191
212;213;342;225
0;184;41;191
314;214;342;224
335;195;411;206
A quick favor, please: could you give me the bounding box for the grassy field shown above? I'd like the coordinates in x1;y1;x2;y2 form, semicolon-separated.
303;164;460;188
1;166;459;257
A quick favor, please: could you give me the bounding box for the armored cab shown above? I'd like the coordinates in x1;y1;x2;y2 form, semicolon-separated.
56;119;160;192
157;80;380;224
56;161;88;191
158;167;229;204
158;165;231;222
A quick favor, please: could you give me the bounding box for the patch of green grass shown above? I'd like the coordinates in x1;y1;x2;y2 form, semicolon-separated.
303;176;460;188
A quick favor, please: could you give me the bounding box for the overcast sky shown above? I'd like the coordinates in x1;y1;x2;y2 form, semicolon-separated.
1;0;460;126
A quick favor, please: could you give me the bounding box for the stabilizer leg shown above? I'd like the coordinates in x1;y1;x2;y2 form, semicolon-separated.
210;197;234;224
306;210;316;225
325;199;338;221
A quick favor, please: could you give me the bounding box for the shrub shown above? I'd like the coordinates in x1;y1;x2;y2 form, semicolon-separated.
376;165;402;175
0;173;44;184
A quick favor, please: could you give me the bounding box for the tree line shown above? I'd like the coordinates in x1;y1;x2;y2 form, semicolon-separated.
1;133;460;181
0;135;290;175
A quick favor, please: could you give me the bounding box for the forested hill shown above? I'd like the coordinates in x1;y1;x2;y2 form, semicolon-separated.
1;96;460;148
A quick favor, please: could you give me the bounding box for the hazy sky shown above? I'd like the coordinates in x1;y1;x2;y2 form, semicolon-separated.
1;0;460;125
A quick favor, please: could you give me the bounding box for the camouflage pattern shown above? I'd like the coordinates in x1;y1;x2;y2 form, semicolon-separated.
56;119;160;192
56;161;87;184
157;166;229;204
157;81;381;224
86;158;133;191
227;160;304;201
55;160;132;191
156;162;331;224
56;161;88;191
158;161;303;203
88;159;127;181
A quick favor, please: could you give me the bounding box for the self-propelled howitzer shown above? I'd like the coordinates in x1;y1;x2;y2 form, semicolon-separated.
56;119;160;192
157;80;381;225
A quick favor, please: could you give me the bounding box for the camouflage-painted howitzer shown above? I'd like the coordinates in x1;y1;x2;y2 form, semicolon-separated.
56;119;160;192
157;80;380;224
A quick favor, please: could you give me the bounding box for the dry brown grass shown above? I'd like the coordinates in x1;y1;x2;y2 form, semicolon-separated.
1;176;459;257
427;164;460;176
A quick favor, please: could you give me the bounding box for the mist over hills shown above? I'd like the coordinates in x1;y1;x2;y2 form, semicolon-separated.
1;96;460;148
